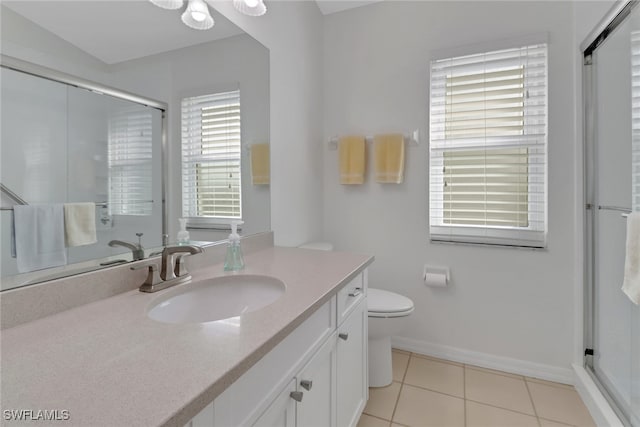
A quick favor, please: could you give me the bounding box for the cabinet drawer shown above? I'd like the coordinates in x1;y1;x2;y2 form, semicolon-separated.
337;273;365;325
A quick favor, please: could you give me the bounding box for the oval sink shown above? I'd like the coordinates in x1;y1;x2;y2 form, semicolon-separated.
147;275;286;324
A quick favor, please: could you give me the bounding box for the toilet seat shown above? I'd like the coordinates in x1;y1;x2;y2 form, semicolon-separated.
368;288;414;318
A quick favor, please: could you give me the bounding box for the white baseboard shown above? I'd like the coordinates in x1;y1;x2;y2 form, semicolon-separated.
572;364;624;427
391;336;574;384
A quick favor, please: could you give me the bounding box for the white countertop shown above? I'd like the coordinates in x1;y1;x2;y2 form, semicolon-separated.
1;247;373;427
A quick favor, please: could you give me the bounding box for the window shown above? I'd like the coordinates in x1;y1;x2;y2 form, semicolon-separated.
429;43;547;247
108;107;153;216
181;90;241;225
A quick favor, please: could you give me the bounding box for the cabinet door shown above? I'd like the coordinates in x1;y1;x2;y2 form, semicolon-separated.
296;333;337;427
186;402;214;427
253;379;297;427
336;300;367;427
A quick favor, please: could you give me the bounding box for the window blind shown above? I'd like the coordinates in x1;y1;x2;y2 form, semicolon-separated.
182;90;242;222
632;31;640;212
429;44;547;247
108;107;153;216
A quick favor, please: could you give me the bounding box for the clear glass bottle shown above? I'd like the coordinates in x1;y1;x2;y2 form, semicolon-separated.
224;221;245;271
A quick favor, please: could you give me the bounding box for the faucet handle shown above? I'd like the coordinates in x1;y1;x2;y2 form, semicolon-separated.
174;254;191;278
131;262;163;292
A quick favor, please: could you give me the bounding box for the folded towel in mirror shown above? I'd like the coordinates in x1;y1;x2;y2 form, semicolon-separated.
622;211;640;305
251;143;270;185
14;204;67;273
64;203;97;247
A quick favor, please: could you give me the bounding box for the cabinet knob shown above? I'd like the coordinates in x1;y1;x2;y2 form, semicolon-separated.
290;391;304;402
300;380;313;391
348;288;362;297
339;332;349;341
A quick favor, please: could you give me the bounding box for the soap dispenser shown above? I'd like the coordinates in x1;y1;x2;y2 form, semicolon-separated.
224;220;245;271
177;218;190;245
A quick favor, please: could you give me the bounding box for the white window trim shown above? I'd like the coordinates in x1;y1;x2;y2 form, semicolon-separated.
181;89;242;228
429;41;548;248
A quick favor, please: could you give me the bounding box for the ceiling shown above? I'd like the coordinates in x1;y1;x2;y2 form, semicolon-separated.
3;0;382;64
315;0;382;15
2;1;245;64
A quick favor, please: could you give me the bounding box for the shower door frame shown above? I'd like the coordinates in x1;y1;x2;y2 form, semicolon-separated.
582;2;638;426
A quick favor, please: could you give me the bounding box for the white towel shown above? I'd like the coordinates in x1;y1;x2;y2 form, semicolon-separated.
64;203;97;247
622;212;640;305
14;204;67;273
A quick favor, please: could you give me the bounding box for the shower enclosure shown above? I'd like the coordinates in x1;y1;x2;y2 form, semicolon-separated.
584;2;640;425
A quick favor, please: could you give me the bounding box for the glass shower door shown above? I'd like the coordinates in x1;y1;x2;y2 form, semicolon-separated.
587;4;640;425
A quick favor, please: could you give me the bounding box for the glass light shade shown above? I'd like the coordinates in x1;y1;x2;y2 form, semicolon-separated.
181;0;214;30
149;0;184;10
233;0;267;17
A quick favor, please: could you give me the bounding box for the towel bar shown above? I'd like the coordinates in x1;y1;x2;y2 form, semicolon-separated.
328;129;420;150
598;205;631;214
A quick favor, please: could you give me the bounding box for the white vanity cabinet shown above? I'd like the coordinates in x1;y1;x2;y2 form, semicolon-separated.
336;298;368;427
187;269;368;427
294;333;338;427
252;379;297;427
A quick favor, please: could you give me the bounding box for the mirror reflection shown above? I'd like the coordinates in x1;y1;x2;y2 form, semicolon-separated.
0;1;270;291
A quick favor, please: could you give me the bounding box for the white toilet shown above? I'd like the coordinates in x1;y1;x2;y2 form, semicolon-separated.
298;242;414;388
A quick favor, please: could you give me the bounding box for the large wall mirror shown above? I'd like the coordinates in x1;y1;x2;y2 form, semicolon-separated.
0;1;270;291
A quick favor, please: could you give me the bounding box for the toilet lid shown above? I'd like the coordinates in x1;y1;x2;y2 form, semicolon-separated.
368;288;414;315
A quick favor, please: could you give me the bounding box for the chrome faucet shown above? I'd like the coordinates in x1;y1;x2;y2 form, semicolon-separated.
131;244;203;293
160;245;203;281
109;233;145;261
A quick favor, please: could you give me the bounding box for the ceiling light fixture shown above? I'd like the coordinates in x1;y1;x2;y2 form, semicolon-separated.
233;0;267;17
149;0;214;30
149;0;184;10
181;0;214;30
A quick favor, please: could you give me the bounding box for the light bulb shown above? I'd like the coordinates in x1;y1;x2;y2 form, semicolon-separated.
191;11;206;21
181;0;214;30
233;0;266;16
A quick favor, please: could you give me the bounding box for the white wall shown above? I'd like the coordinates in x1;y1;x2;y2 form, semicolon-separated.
0;6;111;85
323;1;577;378
209;1;325;247
108;34;271;242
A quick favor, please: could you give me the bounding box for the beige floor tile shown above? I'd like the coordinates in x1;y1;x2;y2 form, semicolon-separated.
528;382;596;426
411;352;463;367
392;348;411;355
357;414;391;427
466;401;539;427
525;377;574;391
538;418;575;427
465;367;535;415
404;356;464;397
364;382;402;421
393;384;465;427
465;364;524;380
392;351;410;382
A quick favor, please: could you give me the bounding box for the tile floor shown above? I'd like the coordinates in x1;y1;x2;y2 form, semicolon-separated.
358;349;596;427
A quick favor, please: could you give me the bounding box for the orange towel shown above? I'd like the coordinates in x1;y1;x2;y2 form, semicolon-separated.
250;143;270;185
339;136;366;185
374;134;405;184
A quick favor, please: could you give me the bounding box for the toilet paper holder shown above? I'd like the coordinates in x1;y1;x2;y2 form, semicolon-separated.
423;265;450;287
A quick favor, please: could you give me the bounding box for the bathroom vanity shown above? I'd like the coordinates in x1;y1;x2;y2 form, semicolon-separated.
0;242;373;427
